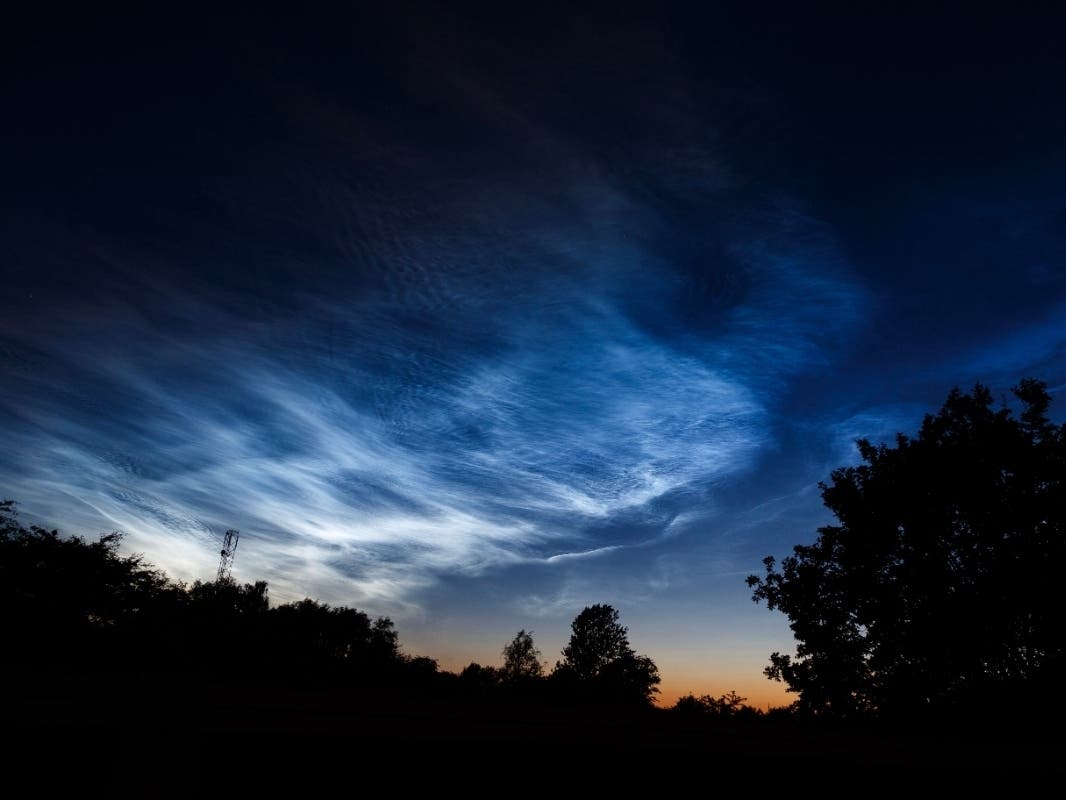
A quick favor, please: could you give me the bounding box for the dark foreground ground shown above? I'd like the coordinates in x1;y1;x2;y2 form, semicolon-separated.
3;672;1062;790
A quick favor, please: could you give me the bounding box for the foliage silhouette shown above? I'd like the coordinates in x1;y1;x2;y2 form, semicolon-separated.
6;474;1062;770
553;604;660;706
0;500;407;683
672;690;763;720
459;662;503;695
0;500;178;669
501;629;543;683
748;379;1066;722
178;577;272;670
266;597;400;681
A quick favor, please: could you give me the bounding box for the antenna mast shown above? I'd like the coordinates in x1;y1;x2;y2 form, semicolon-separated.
216;529;239;582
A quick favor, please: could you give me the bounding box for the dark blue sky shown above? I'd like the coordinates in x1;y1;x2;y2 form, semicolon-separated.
3;5;1065;703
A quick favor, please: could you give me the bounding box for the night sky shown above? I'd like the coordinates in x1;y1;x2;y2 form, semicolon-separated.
3;5;1065;705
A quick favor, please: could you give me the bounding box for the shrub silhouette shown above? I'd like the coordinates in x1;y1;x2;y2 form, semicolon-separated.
671;691;763;720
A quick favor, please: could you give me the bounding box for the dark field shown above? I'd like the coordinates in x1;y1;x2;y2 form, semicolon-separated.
3;673;1061;788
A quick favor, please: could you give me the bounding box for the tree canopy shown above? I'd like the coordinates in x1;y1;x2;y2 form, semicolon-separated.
501;629;543;682
748;379;1066;720
555;604;660;706
0;499;177;668
0;500;670;712
0;499;404;680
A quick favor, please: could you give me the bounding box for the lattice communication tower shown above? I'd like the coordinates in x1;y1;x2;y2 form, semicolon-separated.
216;529;239;582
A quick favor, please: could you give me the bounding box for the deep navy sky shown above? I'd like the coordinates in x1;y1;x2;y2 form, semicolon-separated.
3;5;1065;702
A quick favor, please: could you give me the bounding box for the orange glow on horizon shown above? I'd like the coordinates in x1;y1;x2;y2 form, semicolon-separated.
655;677;792;710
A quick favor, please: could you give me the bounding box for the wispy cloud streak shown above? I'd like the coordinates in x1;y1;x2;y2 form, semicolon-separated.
0;58;867;611
0;221;860;610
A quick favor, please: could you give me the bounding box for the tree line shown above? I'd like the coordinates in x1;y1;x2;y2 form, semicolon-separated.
0;501;666;708
3;377;1062;727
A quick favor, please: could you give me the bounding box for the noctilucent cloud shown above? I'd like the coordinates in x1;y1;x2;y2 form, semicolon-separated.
3;6;1065;704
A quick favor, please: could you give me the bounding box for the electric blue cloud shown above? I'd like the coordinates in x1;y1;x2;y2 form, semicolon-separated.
0;97;870;613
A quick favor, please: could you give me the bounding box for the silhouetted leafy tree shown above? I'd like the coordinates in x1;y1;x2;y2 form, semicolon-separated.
189;578;270;615
559;605;630;680
459;662;502;694
267;598;401;680
672;690;762;719
501;629;543;682
402;655;448;692
179;578;271;669
671;693;708;716
554;604;660;706
0;499;410;684
748;380;1066;721
0;500;177;669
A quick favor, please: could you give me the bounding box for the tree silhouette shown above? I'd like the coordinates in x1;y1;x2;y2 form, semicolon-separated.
267;598;400;679
0;499;410;683
459;662;502;694
501;629;543;682
555;604;660;706
672;690;762;719
559;605;630;680
748;379;1066;721
0;499;177;669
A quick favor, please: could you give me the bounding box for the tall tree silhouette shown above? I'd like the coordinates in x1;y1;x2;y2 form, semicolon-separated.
501;629;543;682
555;604;660;706
748;379;1066;720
